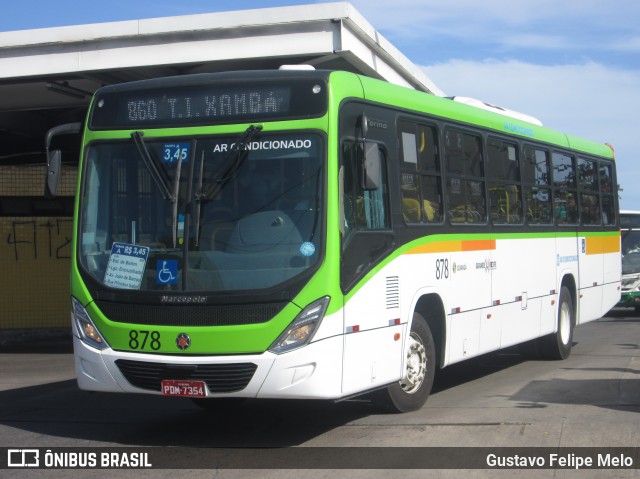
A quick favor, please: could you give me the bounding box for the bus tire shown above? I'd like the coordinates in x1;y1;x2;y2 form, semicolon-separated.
539;285;575;360
373;312;436;413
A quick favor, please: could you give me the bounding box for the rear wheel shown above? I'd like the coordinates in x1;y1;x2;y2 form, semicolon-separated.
373;312;436;413
539;285;575;360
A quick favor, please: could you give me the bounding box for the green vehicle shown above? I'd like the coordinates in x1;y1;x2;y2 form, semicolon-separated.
619;210;640;312
45;68;620;413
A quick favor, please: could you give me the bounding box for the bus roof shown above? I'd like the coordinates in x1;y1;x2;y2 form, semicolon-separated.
354;72;614;160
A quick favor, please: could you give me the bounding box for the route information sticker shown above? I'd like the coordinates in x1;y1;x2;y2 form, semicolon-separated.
104;242;149;289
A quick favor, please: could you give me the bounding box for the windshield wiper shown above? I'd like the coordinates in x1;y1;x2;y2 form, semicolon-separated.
131;131;175;202
132;131;181;247
193;150;205;247
196;124;263;201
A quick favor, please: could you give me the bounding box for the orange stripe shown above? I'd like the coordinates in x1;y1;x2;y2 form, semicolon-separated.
406;239;495;255
461;239;496;251
406;241;461;254
585;235;620;255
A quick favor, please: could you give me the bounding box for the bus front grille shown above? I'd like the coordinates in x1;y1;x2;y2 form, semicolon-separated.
115;359;258;393
95;300;285;326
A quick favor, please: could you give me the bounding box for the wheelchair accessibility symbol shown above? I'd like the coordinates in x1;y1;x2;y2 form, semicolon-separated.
156;260;178;285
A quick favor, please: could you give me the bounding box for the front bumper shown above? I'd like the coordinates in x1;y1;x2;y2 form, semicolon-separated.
72;333;344;400
616;291;640;308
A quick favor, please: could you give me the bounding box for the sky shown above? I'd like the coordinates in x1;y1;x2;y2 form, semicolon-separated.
1;0;639;209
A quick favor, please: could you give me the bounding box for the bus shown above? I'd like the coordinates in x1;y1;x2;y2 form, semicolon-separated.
619;210;640;312
45;68;621;412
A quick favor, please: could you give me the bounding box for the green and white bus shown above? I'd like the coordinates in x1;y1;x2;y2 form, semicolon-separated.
619;210;640;312
46;68;621;412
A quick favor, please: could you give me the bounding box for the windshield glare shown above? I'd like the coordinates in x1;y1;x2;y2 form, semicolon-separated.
80;133;323;292
622;230;640;275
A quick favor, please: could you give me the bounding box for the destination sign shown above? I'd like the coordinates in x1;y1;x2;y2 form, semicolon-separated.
125;86;290;122
89;77;327;129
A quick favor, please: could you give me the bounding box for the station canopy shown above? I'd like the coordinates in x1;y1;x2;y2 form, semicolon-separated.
0;2;443;164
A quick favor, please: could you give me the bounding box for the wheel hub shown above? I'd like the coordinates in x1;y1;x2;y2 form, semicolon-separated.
400;332;427;394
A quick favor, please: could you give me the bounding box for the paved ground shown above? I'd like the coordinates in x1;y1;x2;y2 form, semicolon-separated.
0;308;638;478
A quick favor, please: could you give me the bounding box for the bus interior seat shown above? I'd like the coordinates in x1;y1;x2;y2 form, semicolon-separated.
402;197;421;222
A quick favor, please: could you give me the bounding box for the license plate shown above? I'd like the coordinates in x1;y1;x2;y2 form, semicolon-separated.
161;380;207;398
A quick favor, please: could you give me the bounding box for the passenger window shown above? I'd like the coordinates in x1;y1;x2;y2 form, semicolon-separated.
445;129;484;177
578;158;598;191
552;152;578;225
444;128;486;224
600;162;616;225
487;138;521;225
399;122;443;224
552;152;575;187
522;146;550;186
523;146;552;225
599;163;613;194
555;191;578;225
525;187;552;225
487;139;519;181
580;193;600;225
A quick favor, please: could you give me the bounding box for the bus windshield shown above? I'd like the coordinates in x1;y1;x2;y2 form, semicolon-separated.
79;132;323;293
621;230;640;275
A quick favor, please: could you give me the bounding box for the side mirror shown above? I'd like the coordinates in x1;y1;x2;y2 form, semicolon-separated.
361;141;380;190
360;112;369;138
357;112;380;190
44;122;82;198
45;150;62;198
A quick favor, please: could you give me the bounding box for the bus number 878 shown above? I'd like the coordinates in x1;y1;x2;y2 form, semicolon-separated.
435;258;449;280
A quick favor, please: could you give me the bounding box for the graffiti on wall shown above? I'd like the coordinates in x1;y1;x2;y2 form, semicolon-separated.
1;217;73;329
6;219;72;261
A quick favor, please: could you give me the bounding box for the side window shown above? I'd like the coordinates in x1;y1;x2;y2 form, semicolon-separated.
444;128;486;224
341;140;390;238
599;162;616;226
580;192;600;225
578;158;598;190
399;121;443;223
552;152;578;225
522;145;552;225
339;135;394;292
487;138;522;225
555;190;578;224
578;158;600;225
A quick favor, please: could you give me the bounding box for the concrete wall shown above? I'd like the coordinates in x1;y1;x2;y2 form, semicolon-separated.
0;165;76;329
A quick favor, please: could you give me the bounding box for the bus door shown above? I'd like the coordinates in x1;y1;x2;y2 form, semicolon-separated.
339;107;401;396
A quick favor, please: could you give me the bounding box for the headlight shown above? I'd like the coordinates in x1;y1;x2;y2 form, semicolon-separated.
269;297;330;354
71;297;108;350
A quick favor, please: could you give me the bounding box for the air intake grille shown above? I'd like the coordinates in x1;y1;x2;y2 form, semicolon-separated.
386;276;400;309
115;359;258;393
95;301;285;326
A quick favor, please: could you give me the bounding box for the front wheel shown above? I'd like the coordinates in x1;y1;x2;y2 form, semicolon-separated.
373;312;436;413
